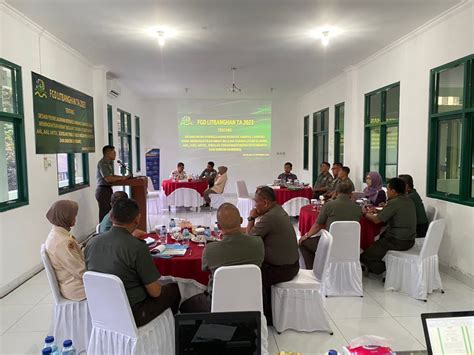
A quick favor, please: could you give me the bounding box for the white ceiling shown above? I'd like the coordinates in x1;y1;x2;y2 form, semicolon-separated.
7;0;462;99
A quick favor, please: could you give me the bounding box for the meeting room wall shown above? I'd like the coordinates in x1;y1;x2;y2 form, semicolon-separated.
295;1;474;284
0;4;144;295
141;97;299;195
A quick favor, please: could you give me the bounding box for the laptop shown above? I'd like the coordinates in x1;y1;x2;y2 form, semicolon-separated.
421;311;474;355
175;311;261;355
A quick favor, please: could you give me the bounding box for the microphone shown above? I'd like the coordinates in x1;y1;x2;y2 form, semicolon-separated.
117;160;133;177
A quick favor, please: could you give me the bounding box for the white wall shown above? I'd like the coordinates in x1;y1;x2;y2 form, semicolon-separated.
141;97;298;195
296;2;474;283
0;3;144;295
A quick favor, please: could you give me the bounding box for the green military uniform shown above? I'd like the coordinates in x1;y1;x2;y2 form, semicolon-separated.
408;189;429;238
360;194;417;274
95;157;115;221
313;172;334;197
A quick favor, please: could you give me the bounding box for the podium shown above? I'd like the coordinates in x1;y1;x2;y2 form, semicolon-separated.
111;176;148;231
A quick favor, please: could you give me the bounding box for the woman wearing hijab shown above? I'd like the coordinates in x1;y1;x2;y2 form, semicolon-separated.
45;200;86;301
363;171;387;206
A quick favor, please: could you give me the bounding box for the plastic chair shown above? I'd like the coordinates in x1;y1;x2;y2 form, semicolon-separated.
236;180;255;226
272;230;333;333
281;197;310;217
209;182;227;210
147;176;164;214
83;271;174;355
425;205;438;223
40;244;92;353
384;219;446;301
324;221;363;297
212;265;268;355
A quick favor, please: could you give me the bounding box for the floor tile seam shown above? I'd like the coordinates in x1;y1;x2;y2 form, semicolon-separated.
391;316;427;349
0;303;37;336
329;318;350;345
268;327;280;353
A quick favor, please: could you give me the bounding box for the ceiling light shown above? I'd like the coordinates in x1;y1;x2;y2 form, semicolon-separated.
157;31;165;47
228;68;242;93
308;26;341;47
321;31;330;46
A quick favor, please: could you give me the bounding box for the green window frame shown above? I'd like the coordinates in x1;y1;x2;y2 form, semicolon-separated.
303;115;309;170
117;109;132;175
107;104;113;145
427;54;474;207
57;153;90;194
364;82;400;182
334;102;345;164
135;116;141;172
0;58;29;212
312;108;329;185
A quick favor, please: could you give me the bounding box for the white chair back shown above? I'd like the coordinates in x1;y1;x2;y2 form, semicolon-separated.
312;230;333;281
147;176;156;192
95;224;101;233
40;244;62;305
211;265;263;313
420;219;446;259
235;180;250;199
328;221;361;261
83;271;138;338
425;205;438;223
382;186;388;199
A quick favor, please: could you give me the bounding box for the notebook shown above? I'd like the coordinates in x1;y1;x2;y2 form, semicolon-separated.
151;244;188;256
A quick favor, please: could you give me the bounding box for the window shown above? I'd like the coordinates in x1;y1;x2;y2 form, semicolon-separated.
107;104;113;145
303;115;309;170
334;103;344;164
135;116;141;172
312;108;329;184
364;83;400;182
427;55;474;206
117;109;132;175
57;152;89;194
0;59;28;212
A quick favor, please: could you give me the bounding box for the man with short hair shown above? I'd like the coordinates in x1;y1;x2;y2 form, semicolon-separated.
323;162;343;199
199;161;218;187
360;177;417;275
85;198;181;327
299;183;362;269
398;174;429;238
203;203;264;292
246;186;299;325
313;162;334;198
277;162;298;182
170;162;187;180
95;145;130;221
203;166;228;207
327;166;355;199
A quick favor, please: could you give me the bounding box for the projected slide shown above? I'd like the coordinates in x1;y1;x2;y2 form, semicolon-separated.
178;100;271;157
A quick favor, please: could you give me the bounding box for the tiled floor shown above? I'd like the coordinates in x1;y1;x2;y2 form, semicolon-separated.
1;209;473;355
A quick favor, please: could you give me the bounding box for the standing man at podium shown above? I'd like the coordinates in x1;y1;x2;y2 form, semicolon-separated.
95;145;130;221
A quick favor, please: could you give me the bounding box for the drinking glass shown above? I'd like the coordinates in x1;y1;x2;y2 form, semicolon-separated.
311;199;318;211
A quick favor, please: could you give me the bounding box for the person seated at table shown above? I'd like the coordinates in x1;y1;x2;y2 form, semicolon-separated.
202;166;228;207
360;178;416;276
246;186;299;325
363;171;387;206
199;161;218;187
277;162;298;183
45;200;86;301
85;198;181;327
399;174;429;238
323;162;342;199
326;166;355;199
299;183;362;269
313;162;334;198
99;191;146;238
203;203;265;293
170;162;187;180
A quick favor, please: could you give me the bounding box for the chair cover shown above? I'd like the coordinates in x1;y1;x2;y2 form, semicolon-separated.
384;219;446;300
210;193;226;210
272;231;333;333
167;187;203;208
281;196;310;216
95;224;100;233
323;221;363;297
83;271;174;355
212;265;269;355
425;205;439;223
40;244;92;354
235;180;255;226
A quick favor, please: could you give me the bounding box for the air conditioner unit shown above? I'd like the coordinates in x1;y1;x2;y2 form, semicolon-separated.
107;79;121;98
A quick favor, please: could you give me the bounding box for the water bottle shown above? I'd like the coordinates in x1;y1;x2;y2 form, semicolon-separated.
204;227;211;242
61;340;76;355
159;225;167;245
42;347;52;355
213;222;219;235
43;336;59;354
169;218;176;229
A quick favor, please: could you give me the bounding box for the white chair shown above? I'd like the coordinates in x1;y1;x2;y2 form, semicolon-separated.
281;196;310;217
272;230;333;334
209;184;227;210
95;224;100;234
212;265;269;355
324;221;363;297
147;176;164;214
40;245;92;354
382;186;388;200
384;219;446;301
83;271;174;355
236;180;255;226
425;205;438;223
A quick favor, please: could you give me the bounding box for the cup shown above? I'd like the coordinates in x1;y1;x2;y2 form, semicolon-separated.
310;199;318;211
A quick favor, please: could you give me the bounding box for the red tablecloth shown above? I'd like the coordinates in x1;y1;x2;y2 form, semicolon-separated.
298;205;383;250
146;234;210;286
162;179;208;197
273;187;313;205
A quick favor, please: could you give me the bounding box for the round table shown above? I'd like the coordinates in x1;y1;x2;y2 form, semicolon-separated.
162;179;209;208
146;234;210;286
298;205;383;251
273;186;313;216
